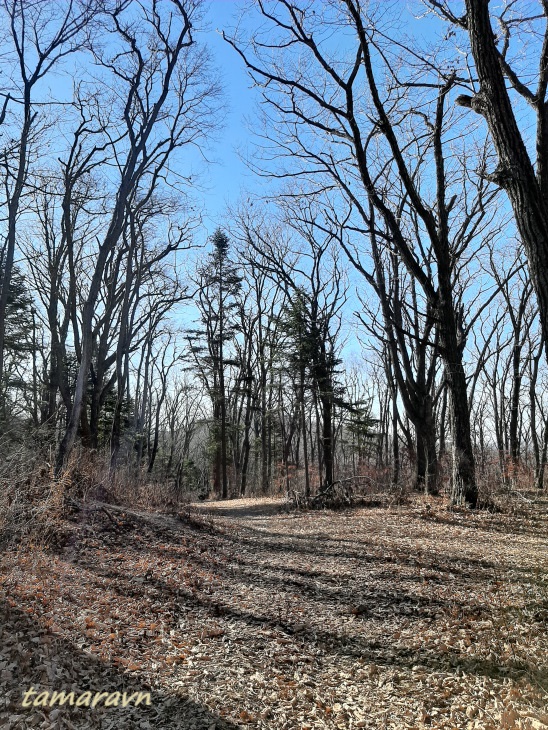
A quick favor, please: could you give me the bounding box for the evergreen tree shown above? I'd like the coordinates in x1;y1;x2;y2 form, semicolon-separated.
282;289;340;494
0;264;35;420
187;229;242;499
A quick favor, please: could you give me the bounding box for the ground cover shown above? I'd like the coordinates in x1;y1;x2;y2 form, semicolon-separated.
1;495;547;729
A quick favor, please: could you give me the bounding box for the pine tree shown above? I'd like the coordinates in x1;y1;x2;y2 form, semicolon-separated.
282;289;340;495
187;229;242;499
0;264;35;421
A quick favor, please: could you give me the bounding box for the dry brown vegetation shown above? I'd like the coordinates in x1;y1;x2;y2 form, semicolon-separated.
1;494;547;730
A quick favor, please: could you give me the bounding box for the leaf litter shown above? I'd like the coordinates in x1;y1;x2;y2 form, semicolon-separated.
0;495;547;729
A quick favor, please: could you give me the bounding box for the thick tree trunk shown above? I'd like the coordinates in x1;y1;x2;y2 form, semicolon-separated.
438;290;477;506
509;341;522;476
56;306;94;473
465;0;548;366
438;387;447;460
88;378;102;450
537;425;548;491
414;404;439;496
446;366;476;505
240;432;251;496
320;389;333;489
391;390;399;488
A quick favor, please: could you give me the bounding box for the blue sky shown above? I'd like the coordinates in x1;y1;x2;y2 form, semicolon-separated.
192;0;463;362
198;1;260;232
195;0;448;233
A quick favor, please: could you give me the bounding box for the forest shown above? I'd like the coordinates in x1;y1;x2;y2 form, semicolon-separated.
0;1;547;729
1;0;548;509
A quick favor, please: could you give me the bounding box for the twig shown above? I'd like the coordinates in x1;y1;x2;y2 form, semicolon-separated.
99;505;120;528
509;489;533;504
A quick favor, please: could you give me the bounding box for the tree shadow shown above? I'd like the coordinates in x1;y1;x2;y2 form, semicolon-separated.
51;553;548;691
69;507;489;624
35;500;547;709
414;507;548;538
83;501;542;612
0;597;238;730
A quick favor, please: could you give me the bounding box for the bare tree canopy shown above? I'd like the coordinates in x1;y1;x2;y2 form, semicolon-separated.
0;0;547;517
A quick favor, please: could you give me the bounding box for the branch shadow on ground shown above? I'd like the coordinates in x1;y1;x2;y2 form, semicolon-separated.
71;551;548;690
0;597;238;730
62;513;548;691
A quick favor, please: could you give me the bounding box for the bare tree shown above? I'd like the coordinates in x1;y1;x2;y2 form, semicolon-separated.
238;210;347;497
225;1;502;504
231;232;287;494
55;0;221;473
0;0;100;419
427;0;548;369
355;225;441;495
187;230;242;499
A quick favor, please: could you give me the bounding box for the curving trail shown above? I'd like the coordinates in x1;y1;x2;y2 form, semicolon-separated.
1;496;547;729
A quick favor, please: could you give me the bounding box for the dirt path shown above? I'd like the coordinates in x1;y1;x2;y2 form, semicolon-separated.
104;496;287;527
1;497;547;729
188;497;287;520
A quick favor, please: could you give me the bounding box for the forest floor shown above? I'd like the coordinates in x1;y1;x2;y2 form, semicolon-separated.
0;493;547;730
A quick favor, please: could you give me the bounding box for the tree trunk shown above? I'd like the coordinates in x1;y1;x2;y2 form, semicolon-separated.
320;389;333;489
300;368;310;501
436;249;477;505
391;389;399;488
0;88;31;419
424;408;440;496
465;0;548;369
537;423;548;491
